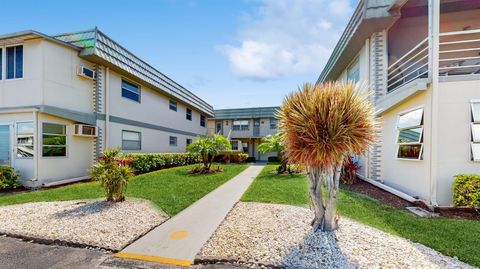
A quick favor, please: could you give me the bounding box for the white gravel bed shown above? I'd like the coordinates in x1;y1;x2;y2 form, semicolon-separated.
199;202;473;269
0;199;167;251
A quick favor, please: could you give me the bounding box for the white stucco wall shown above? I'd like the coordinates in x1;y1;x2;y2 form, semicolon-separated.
0;39;43;108
380;90;432;201
108;122;195;153
435;79;480;205
107;70;207;137
37;113;94;183
42;41;95;114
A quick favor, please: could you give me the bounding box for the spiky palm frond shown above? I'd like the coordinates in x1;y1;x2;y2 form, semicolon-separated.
277;82;377;170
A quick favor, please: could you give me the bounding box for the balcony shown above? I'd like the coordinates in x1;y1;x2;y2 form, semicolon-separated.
386;0;480;93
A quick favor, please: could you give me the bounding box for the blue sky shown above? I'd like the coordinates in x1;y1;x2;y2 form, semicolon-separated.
1;0;356;109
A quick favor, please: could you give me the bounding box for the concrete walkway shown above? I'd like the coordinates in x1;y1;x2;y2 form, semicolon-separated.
116;164;265;267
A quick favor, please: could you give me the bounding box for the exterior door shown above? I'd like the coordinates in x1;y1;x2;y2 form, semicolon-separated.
0;125;12;166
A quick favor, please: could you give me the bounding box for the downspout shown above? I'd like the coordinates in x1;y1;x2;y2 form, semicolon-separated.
33;111;39;185
427;0;440;207
105;67;110;149
365;37;371;179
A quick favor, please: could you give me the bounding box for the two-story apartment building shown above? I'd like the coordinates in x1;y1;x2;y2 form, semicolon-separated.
318;0;480;207
208;107;279;161
0;28;212;187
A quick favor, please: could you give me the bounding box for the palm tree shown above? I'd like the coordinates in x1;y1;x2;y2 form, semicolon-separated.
186;134;231;172
257;133;288;173
278;82;376;231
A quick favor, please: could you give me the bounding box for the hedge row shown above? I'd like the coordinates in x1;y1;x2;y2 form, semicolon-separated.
128;153;201;174
215;152;249;163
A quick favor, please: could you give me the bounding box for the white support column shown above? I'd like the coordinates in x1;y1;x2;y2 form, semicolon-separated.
33;111;39;181
105;67;110;149
428;0;440;206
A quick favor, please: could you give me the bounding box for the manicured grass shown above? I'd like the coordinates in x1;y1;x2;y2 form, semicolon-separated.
0;164;247;216
241;164;309;206
241;164;480;267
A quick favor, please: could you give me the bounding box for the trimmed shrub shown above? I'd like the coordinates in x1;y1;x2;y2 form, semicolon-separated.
216;152;248;163
129;153;201;174
0;166;20;190
268;156;279;163
452;174;480;208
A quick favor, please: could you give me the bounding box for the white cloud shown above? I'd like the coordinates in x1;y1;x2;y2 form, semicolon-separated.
218;0;354;81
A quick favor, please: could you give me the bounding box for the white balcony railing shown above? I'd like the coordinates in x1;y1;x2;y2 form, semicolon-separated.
387;29;480;93
439;29;480;76
387;38;429;93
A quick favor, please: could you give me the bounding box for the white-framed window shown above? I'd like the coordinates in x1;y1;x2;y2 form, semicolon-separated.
200;115;206;127
270;118;278;129
6;45;23;80
169;136;177;146
346;57;359;83
122;130;141;150
42;123;67;157
231;140;239;150
121;79;140;102
471;101;480;161
186;108;192;121
233;120;249;131
16;122;34;158
169;100;177;111
396;107;424;160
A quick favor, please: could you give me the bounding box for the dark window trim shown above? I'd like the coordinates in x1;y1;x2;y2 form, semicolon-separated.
169;136;178;146
169;100;177;111
186;108;192;121
6;45;23;80
200;115;206;127
121;79;141;103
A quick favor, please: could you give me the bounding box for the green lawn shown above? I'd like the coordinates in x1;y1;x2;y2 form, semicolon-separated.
0;164;247;216
241;164;480;267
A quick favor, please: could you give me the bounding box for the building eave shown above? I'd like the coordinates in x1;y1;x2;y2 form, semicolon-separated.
213;106;280;120
0;30;81;50
54;28;214;117
317;0;398;83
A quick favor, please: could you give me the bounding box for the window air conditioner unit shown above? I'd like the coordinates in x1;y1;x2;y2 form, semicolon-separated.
77;66;96;80
74;124;97;137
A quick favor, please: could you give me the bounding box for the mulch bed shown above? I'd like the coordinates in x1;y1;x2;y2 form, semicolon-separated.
0;186;29;195
341;179;480;221
341;180;413;208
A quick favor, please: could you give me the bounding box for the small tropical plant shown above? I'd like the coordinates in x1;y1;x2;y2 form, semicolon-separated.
341;155;360;185
186;134;231;173
90;148;133;202
258;133;288;173
278;82;376;231
452;174;480;210
0;166;20;190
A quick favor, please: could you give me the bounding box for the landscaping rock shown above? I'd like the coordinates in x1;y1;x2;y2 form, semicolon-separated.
199;202;472;269
0;199;167;251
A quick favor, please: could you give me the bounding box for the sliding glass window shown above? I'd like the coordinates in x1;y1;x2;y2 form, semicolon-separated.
6;45;23;79
16;122;34;158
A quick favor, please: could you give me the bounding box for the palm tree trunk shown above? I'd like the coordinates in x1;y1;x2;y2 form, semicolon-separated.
307;166;325;231
323;156;344;231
